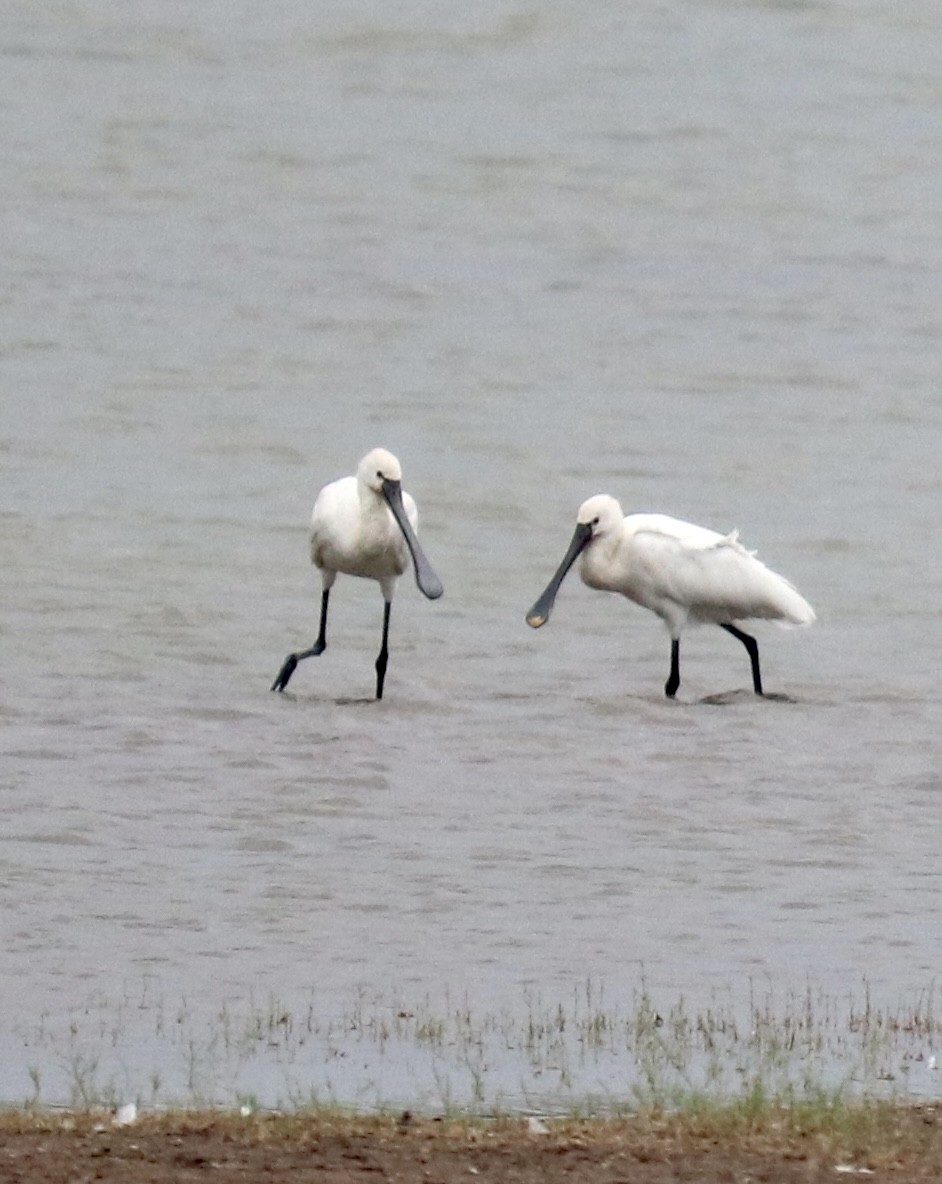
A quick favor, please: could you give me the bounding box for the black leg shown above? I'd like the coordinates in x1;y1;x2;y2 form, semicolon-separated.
374;600;392;700
271;589;330;692
720;623;763;695
665;639;680;698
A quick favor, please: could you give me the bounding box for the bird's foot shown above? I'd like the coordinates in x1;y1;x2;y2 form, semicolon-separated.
271;654;299;692
699;688;796;705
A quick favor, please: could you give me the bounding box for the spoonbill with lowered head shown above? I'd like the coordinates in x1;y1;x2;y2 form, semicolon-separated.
271;448;443;699
526;495;814;699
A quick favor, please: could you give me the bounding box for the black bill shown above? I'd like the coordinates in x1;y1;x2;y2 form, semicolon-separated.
526;521;592;627
382;479;444;600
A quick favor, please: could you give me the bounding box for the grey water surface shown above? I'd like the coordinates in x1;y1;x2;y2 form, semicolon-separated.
3;0;942;1108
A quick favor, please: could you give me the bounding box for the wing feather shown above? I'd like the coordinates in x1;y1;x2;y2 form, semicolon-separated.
625;518;814;626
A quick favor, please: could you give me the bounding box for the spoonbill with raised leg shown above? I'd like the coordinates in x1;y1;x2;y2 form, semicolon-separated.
272;448;443;699
526;494;814;699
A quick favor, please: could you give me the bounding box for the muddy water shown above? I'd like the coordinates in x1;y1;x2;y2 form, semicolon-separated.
3;1;942;1107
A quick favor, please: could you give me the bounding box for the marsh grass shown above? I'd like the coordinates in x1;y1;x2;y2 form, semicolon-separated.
9;978;941;1116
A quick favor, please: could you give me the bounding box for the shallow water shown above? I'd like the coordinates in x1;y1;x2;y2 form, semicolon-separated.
3;0;942;1108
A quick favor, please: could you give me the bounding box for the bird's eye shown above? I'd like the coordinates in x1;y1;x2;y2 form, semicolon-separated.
376;470;384;479
592;516;600;526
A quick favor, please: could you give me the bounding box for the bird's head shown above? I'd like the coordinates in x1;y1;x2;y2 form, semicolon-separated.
358;448;403;495
526;495;623;629
576;494;623;541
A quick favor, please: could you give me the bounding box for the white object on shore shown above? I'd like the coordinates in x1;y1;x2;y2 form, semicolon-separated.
112;1102;138;1127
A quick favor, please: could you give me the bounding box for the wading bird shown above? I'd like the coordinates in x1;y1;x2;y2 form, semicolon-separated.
526;495;814;699
271;448;443;699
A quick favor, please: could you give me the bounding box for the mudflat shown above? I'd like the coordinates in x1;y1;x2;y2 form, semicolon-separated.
2;1107;942;1183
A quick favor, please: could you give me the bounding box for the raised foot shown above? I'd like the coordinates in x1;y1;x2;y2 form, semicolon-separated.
271;654;299;692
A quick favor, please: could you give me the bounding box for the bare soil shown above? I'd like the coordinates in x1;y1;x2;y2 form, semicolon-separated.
2;1107;942;1183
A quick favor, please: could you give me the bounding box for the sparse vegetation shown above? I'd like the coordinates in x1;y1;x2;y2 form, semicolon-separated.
7;978;941;1116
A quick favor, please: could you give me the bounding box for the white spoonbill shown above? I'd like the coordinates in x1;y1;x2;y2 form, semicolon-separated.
526;495;814;699
271;448;443;699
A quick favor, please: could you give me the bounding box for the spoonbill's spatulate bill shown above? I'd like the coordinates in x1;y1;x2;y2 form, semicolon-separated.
271;448;443;699
526;495;814;699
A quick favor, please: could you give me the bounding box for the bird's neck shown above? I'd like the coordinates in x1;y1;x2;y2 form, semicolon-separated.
580;533;619;588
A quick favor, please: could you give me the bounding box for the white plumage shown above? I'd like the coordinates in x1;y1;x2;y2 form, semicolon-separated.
272;448;443;699
309;450;420;596
527;494;814;698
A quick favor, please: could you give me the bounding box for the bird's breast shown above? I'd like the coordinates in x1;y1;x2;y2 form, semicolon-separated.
580;541;627;594
311;502;409;580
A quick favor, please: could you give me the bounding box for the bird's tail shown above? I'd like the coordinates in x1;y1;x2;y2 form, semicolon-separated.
774;579;816;627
